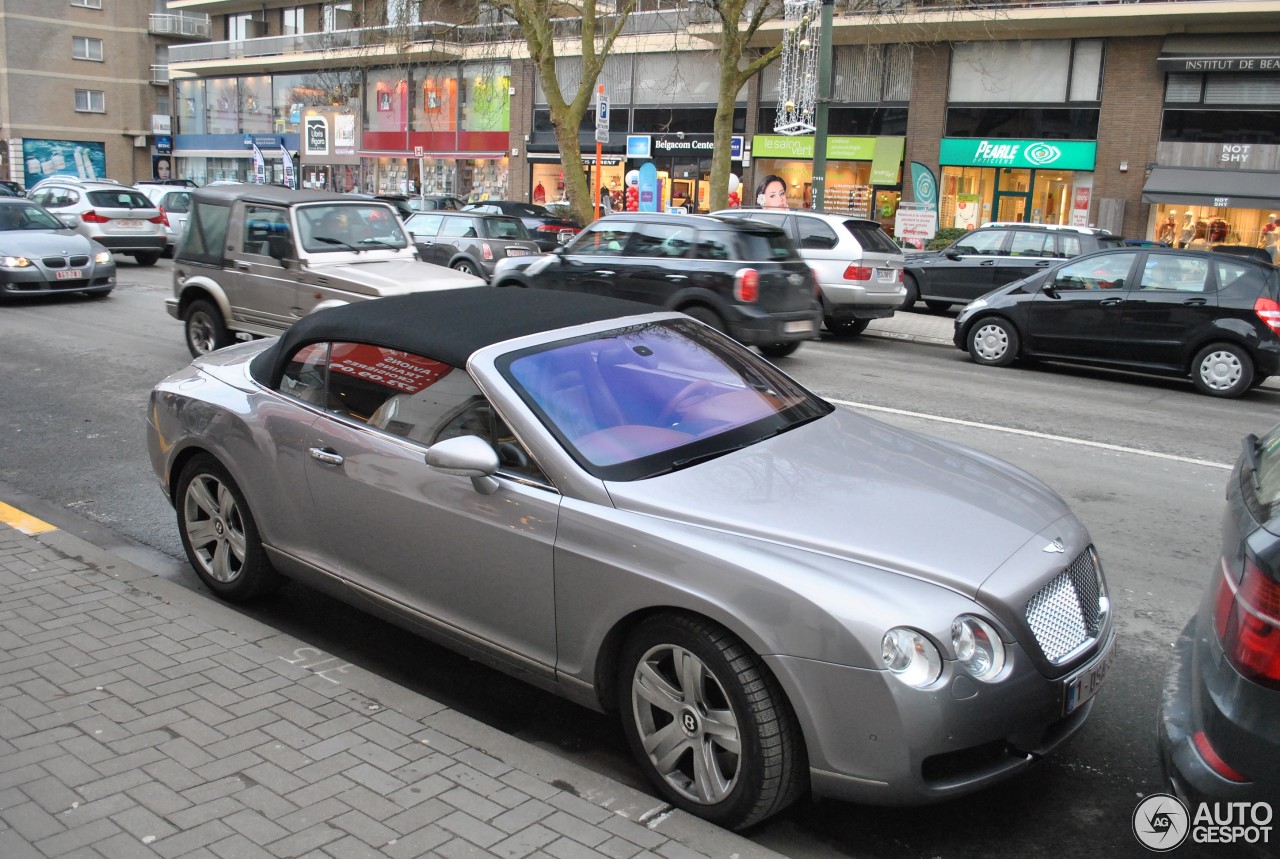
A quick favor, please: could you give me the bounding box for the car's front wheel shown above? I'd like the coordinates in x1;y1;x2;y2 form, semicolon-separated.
967;316;1020;366
133;252;160;266
1192;342;1254;397
183;299;232;357
900;273;919;310
176;455;284;602
618;614;806;830
758;341;802;358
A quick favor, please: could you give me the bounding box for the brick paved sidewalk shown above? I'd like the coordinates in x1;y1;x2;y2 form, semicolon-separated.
0;520;782;859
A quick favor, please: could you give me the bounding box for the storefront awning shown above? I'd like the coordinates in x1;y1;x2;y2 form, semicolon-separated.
1142;166;1280;211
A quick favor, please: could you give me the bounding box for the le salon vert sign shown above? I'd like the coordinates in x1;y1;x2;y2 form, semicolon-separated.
939;138;1097;171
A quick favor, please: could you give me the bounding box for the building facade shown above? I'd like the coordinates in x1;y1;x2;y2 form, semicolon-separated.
0;0;211;189
159;0;1280;246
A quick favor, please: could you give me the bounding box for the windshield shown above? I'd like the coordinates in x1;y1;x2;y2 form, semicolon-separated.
0;204;65;231
502;319;832;481
299;203;408;253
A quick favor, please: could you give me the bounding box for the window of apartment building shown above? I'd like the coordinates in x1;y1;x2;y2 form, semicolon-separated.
324;3;355;31
73;36;104;61
388;0;423;26
758;44;911;135
1162;71;1280;143
283;7;307;35
229;13;253;41
950;40;1104;104
75;89;105;112
71;0;103;8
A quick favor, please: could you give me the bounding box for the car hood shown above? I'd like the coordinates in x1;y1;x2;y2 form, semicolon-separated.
309;258;486;295
603;408;1070;597
0;229;96;255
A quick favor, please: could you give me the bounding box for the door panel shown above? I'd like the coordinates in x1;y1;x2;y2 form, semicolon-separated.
1115;253;1217;368
1025;252;1138;360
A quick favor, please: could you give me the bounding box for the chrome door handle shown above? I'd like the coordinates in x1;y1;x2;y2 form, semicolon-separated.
1099;298;1124;306
666;274;688;281
980;260;996;266
594;269;615;276
308;447;344;465
1182;297;1207;306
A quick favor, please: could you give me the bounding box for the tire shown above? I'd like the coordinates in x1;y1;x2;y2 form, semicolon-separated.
618;614;806;830
83;289;112;300
133;252;160;266
1250;375;1270;389
758;341;802;358
967;316;1020;367
683;305;726;334
452;259;481;277
924;299;951;313
823;316;871;338
183;299;232;358
1192;342;1254;398
900;273;919;310
175;454;284;602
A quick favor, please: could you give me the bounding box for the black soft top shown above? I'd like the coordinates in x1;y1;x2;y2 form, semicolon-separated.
249;288;655;385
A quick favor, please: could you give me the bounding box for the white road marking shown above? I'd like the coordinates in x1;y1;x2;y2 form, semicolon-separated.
829;398;1233;470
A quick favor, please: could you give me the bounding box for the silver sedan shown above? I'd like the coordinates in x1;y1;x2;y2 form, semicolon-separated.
146;288;1116;829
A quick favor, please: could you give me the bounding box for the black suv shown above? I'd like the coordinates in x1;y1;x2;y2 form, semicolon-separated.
905;223;1122;310
953;247;1280;397
491;213;822;357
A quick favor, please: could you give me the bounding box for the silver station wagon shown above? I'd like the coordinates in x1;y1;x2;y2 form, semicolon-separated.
146;288;1116;829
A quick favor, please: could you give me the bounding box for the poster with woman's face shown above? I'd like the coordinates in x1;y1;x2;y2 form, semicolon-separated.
153;156;172;180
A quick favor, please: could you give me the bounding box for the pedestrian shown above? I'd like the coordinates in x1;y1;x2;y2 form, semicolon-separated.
600;184;613;215
756;174;788;209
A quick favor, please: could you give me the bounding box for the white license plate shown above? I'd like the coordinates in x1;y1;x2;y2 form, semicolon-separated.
115;219;143;229
506;248;529;257
1063;633;1116;715
784;320;814;334
54;269;84;280
877;269;898;282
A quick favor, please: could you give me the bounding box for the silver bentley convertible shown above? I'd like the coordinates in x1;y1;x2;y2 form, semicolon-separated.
146;288;1116;829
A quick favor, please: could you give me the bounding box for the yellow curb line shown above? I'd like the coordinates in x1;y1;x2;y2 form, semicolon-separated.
0;500;57;535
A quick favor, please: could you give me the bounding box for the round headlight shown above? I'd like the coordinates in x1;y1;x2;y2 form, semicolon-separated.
951;615;1006;681
881;627;942;688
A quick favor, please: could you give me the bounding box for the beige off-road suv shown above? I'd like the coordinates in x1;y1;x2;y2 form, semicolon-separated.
167;185;484;357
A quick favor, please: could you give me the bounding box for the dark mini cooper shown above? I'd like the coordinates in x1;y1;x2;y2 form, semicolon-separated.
953;247;1280;397
492;212;822;358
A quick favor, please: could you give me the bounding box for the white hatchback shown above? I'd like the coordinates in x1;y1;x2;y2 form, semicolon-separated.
135;184;193;257
713;209;906;336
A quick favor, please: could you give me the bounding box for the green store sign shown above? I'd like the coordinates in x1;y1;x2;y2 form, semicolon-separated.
939;138;1097;171
752;135;905;185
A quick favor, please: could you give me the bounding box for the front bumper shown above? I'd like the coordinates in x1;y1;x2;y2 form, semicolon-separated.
769;628;1115;805
1;266;115;297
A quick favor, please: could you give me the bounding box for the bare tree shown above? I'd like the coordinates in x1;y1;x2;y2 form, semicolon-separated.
482;1;640;223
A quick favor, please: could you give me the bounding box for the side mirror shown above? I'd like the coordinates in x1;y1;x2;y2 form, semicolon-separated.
426;435;500;495
267;234;293;262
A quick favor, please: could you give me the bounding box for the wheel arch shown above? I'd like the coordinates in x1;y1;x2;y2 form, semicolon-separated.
1179;320;1261;375
176;276;231;323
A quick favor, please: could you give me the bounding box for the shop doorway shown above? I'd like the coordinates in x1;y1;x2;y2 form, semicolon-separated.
668;158;711;212
993;168;1031;222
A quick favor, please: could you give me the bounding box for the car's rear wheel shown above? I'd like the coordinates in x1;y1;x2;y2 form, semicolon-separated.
967;317;1019;367
824;317;871;337
1192;342;1254;397
924;299;951;313
133;252;160;266
184;299;232;358
618;614;806;830
900;273;919;310
452;259;481;277
759;341;802;358
176;454;284;602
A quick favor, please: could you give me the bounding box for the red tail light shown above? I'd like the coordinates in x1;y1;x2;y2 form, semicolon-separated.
1256;297;1280;337
843;265;874;281
1213;555;1280;688
481;242;493;261
154;209;170;227
81;210;109;224
735;268;759;302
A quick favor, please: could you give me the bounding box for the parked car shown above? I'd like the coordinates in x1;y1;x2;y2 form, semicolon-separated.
147;287;1116;830
464;200;582;252
27;177;167;265
375;194;465;220
905;223;1123;311
135;185;193;257
713;208;905;337
0;180;24;195
136;179;199;189
953;247;1280;397
1213;244;1275;265
167;185;484;358
491;212;822;357
0;197;115;300
1158;424;1280;805
404;210;540;281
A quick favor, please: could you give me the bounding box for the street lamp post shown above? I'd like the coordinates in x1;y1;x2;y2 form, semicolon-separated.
810;0;834;212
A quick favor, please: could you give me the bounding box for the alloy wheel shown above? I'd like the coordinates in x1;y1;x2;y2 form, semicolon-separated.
182;473;248;584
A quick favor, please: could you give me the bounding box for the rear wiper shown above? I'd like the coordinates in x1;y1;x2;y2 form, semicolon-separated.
1242;433;1261;491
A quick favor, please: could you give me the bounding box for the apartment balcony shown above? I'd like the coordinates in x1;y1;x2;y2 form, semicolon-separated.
149;13;212;40
151;64;170;86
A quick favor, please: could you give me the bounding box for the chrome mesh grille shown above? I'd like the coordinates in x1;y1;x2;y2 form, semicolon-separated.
1025;547;1105;664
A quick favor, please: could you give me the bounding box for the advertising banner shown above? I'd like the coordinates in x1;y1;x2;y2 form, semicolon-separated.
910;162;939;211
894;206;937;243
22;139;105;186
939;138;1097;171
281;146;296;189
328;344;452;394
638;162;659;213
304;117;330;157
251;142;267;184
